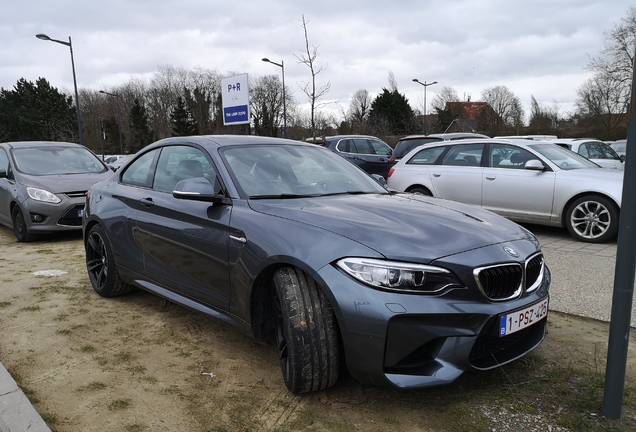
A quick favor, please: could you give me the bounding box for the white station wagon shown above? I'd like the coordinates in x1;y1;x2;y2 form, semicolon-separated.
387;139;623;243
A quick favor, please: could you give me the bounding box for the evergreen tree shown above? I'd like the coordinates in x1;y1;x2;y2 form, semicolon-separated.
0;78;76;142
129;98;154;152
368;88;418;136
170;96;198;136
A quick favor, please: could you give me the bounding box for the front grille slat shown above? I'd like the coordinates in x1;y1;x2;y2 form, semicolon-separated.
474;253;544;301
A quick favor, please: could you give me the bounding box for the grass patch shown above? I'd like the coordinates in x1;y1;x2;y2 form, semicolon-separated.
0;301;11;308
108;398;132;411
35;249;55;255
77;381;107;392
125;424;147;432
19;305;40;312
80;345;96;353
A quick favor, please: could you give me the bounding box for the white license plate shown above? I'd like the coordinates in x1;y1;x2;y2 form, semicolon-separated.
499;298;548;337
78;209;84;217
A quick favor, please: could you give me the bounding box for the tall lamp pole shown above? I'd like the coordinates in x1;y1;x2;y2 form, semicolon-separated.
262;57;287;138
36;33;84;146
99;90;124;154
412;78;438;135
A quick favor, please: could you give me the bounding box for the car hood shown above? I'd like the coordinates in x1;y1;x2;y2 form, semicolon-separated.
18;171;113;193
557;167;623;180
248;193;535;262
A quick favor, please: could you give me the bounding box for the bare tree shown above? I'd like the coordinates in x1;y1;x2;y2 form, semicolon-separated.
295;14;331;140
481;85;525;132
431;86;460;112
346;89;372;134
576;71;629;137
388;71;398;92
250;75;286;137
587;6;636;88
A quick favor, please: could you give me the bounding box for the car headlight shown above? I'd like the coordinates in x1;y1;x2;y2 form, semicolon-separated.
26;187;62;204
336;258;463;293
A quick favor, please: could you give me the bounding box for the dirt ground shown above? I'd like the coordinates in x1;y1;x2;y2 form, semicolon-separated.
0;225;635;432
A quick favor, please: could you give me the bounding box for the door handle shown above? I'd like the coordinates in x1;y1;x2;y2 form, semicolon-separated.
139;197;154;207
432;173;441;177
486;176;496;181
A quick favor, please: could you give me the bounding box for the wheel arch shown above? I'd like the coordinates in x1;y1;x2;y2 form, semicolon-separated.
249;262;343;344
405;184;433;195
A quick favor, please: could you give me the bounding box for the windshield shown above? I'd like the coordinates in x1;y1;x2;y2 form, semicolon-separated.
221;144;389;198
13;146;108;175
529;143;601;170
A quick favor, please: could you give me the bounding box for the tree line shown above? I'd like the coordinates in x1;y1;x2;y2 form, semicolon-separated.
0;7;633;154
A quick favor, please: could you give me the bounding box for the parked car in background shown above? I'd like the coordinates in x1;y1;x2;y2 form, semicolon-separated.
393;133;489;161
108;154;135;171
322;135;395;178
552;138;623;170
0;141;112;241
103;154;124;165
83;135;550;393
387;139;623;243
610;139;627;158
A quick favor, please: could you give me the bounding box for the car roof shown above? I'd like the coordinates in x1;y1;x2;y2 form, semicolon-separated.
1;141;82;148
398;133;489;141
324;135;385;140
552;138;602;143
149;135;316;149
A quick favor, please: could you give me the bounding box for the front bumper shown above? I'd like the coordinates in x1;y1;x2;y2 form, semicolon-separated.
314;243;550;389
21;195;86;233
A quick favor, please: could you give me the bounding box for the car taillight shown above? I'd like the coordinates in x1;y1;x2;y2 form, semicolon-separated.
388;157;395;163
86;190;91;202
388;168;394;178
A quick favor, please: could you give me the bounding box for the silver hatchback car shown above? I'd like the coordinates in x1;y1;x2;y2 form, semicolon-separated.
387;139;623;243
0;141;113;241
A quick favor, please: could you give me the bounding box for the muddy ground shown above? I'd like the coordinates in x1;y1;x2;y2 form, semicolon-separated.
0;225;634;432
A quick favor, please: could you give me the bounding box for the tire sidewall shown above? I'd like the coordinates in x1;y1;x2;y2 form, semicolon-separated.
565;195;619;243
12;206;31;242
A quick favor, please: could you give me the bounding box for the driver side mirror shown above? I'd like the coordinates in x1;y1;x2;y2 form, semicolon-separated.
172;177;230;205
524;159;545;171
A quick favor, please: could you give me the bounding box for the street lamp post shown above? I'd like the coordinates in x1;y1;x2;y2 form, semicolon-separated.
99;90;124;154
262;57;287;138
412;78;438;135
36;33;84;146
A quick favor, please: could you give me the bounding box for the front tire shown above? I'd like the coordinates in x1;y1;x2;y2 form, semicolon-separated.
12;206;32;242
408;187;432;196
85;225;132;297
565;195;619;243
272;267;340;393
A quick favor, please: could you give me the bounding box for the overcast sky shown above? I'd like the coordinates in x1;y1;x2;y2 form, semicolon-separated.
1;0;633;122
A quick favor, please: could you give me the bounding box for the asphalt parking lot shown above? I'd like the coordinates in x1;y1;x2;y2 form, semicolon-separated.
0;223;633;432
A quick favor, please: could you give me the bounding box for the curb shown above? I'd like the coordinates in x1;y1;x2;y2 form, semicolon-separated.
0;361;50;432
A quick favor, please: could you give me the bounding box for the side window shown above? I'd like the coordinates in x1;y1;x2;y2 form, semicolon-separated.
491;145;537;169
441;144;483;166
0;148;8;173
152;145;217;193
600;143;619;159
407;146;447;165
351;139;371;154
368;139;392;156
121;149;159;186
577;143;589;158
336;139;351;153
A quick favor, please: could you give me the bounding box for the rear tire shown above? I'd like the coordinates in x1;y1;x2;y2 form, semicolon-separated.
85;225;132;297
565;195;619;243
272;267;340;393
12;206;32;242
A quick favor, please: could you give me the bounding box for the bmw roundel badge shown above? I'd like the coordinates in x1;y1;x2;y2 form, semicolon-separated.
503;246;520;258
